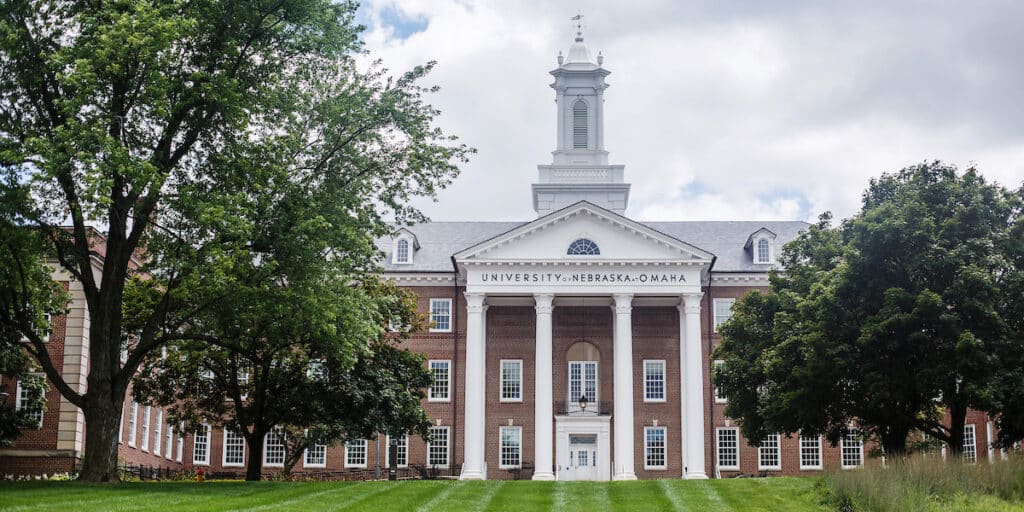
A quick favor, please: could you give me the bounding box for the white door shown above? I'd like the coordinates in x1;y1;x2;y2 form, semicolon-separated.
568;361;598;413
563;434;600;481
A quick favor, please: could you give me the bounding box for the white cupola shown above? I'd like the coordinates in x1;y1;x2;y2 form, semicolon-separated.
532;28;630;217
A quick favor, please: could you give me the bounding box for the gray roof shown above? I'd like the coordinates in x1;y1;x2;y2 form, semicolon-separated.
377;220;809;273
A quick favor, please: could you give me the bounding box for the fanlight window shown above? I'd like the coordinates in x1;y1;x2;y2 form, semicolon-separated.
572;100;588;149
567;238;600;256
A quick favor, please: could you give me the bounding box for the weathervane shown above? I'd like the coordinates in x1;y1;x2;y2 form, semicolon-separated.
572;12;584;36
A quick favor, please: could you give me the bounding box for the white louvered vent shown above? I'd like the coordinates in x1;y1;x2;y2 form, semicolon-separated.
572;100;588;149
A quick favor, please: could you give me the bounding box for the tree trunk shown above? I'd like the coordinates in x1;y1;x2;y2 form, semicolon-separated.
947;405;968;457
245;431;265;481
77;394;122;482
880;425;911;458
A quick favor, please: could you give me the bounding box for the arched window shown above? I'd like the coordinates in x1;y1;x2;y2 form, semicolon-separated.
567;238;600;255
396;239;410;263
572;100;588;149
756;238;770;264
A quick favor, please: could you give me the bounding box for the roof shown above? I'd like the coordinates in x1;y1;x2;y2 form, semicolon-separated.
376;219;809;273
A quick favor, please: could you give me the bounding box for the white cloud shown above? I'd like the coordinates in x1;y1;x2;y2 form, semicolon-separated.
358;0;1024;224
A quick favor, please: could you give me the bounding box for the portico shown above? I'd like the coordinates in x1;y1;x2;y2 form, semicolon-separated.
453;202;713;481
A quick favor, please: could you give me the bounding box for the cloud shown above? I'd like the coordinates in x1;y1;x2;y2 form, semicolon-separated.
358;0;1024;223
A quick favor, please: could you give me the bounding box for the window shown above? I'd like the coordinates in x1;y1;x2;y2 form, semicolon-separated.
127;401;138;447
500;360;522;402
176;428;185;463
643;360;666;402
141;406;151;451
756;238;771;264
307;359;327;380
345;439;367;468
759;433;781;470
153;410;163;455
499;426;522;469
429;298;452;332
714;360;727;403
428;360;450;402
386;435;408;468
15;379;44;427
645;427;667;470
165;424;174;459
428;426;449;468
41;313;50;343
566;238;600;255
717;427;740;470
118;403;125;443
572;99;588;149
223;430;246;467
963;424;977;463
713;299;735;332
395;239;410;263
264;428;285;467
305;441;327;468
193;424;210;465
841;430;864;468
799;435;823;470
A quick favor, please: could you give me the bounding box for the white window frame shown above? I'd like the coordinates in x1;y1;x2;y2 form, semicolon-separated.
345;439;368;468
165;423;174;459
15;378;44;428
193;424;210;465
713;360;727;403
223;429;246;467
127;401;138;447
717;427;740;470
153;410;163;455
394;238;411;264
963;424;977;464
841;430;864;469
263;428;286;468
41;313;50;343
644;426;668;470
385;435;409;468
799;435;823;470
176;428;185;463
713;298;736;332
755;237;773;264
758;433;782;471
643;360;666;403
141;406;151;451
118;402;125;443
499;426;522;469
427;426;450;469
500;359;523;402
428;298;452;332
304;440;327;468
428;360;451;402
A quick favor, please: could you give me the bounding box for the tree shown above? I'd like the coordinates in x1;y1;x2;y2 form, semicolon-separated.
0;0;468;481
714;162;1022;457
991;185;1024;447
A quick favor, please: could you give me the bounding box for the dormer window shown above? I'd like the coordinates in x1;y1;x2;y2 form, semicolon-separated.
756;239;770;264
567;238;600;255
396;239;410;264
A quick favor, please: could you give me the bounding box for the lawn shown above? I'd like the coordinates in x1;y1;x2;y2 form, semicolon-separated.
0;478;826;512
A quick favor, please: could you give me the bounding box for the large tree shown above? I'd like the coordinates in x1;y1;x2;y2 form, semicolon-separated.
714;162;1022;457
0;0;467;481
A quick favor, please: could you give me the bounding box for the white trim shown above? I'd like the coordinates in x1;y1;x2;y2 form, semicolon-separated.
499;359;523;402
384;435;409;468
427;426;450;469
709;273;771;287
192;424;210;466
841;431;864;469
757;433;782;471
382;273;457;286
716;427;740;470
713;360;727;404
498;426;523;469
754;237;773;264
153;410;163;455
127;402;138;447
427;359;451;402
263;428;286;468
140;406;151;451
963;424;977;464
223;429;246;467
712;298;736;333
15;378;44;428
304;441;327;468
643;426;668;470
344;439;368;468
642;360;666;403
799;435;823;470
567;360;599;408
428;298;453;332
165;423;174;460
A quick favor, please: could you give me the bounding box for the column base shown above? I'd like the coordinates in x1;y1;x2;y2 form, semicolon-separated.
684;471;709;480
460;470;485;481
532;471;556;481
612;472;637;481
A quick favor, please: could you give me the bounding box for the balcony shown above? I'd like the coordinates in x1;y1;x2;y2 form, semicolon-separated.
554;400;612;416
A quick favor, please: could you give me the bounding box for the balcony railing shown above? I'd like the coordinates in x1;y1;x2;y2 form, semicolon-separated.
554;400;612;416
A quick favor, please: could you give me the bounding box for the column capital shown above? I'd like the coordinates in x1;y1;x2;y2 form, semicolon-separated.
534;293;555;314
465;292;485;313
678;292;703;314
612;293;633;314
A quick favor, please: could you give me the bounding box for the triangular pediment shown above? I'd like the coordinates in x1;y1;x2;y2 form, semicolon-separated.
454;201;714;264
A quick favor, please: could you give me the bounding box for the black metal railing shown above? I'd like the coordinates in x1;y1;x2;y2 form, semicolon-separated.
554;401;612;416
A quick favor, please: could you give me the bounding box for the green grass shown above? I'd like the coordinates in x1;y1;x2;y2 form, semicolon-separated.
0;478;826;512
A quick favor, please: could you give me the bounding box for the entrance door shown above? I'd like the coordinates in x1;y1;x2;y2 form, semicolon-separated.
568;361;598;414
564;434;599;481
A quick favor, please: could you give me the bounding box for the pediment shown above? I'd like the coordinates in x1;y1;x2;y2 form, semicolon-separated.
454;201;713;264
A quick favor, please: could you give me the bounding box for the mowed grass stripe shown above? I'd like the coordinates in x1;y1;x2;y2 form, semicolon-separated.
485;481;552;512
423;480;505;512
607;481;675;512
222;482;381;512
710;478;823;512
553;482;610;512
658;479;688;511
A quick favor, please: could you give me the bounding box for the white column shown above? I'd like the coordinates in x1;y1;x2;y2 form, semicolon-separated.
612;293;637;480
532;293;556;480
461;292;486;480
680;292;708;479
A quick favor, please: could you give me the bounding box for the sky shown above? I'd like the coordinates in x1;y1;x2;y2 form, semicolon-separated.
356;0;1024;223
